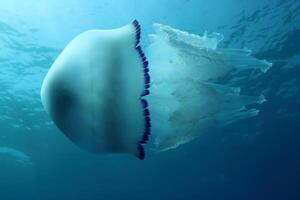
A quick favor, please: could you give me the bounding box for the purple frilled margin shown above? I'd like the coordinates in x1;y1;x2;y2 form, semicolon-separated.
132;20;151;160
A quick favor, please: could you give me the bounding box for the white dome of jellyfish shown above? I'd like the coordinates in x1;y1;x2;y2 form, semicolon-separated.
41;20;272;159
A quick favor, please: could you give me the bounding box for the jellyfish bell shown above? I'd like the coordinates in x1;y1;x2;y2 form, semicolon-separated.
41;20;150;159
41;20;271;160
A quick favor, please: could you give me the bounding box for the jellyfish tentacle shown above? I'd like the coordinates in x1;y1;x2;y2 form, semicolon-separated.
147;23;271;151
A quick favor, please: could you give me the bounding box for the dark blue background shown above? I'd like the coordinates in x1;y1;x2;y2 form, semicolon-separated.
0;0;299;199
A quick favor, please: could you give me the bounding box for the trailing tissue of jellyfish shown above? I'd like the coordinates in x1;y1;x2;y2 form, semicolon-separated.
41;20;271;160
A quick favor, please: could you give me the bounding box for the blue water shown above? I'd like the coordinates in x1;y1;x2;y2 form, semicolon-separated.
0;0;299;199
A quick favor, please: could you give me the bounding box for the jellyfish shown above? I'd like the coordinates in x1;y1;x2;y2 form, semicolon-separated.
41;20;271;159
